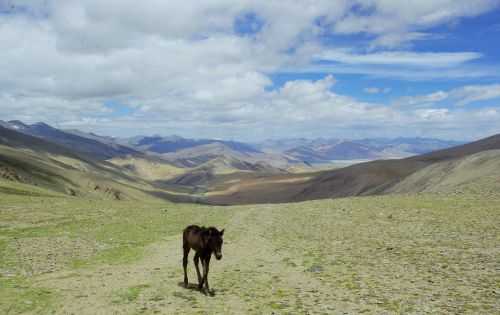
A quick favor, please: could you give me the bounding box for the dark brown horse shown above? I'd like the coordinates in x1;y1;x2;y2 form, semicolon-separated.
183;225;224;293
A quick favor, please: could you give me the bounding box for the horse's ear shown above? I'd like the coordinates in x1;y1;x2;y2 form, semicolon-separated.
220;229;224;236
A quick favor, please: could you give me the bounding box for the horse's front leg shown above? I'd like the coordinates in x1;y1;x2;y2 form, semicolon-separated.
199;256;206;291
183;246;190;287
203;255;211;292
194;252;202;286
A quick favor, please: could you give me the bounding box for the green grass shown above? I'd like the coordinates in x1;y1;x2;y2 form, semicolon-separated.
0;179;61;198
1;186;499;314
0;276;55;315
113;284;151;303
0;186;235;314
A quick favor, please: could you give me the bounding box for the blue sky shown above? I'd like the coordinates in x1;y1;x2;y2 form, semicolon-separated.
1;1;500;141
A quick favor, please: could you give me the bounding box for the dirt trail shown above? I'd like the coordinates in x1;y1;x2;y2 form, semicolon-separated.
32;206;360;314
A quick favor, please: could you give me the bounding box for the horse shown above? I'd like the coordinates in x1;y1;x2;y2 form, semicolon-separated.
182;225;225;293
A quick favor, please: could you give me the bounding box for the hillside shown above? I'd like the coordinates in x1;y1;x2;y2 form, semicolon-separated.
0;126;176;201
0;121;139;160
293;133;500;201
205;134;500;204
0;124;289;203
294;133;500;201
388;149;500;195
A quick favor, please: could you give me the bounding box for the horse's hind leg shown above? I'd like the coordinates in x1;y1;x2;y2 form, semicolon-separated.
183;246;190;287
194;252;202;286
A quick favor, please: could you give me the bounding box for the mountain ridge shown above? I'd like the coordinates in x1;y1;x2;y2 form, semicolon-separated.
2;119;492;206
1;120;140;160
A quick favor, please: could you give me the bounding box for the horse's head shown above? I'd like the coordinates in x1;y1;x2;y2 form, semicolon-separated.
204;227;225;260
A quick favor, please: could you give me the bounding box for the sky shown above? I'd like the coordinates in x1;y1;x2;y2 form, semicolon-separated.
1;0;500;141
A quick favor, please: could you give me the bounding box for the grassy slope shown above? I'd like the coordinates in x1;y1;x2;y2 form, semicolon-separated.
388;149;500;195
1;182;499;314
0;147;111;198
108;156;185;181
0;143;200;203
295;134;500;202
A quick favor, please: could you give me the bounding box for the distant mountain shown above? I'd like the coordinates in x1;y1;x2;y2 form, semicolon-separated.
285;140;380;162
165;155;283;188
1;121;139;160
267;137;464;163
0;124;96;160
256;138;326;152
160;141;292;170
0;120;11;129
121;135;297;177
122;135;260;155
122;133;463;169
353;137;464;155
2;120;30;131
64;129;118;146
1;119;464;168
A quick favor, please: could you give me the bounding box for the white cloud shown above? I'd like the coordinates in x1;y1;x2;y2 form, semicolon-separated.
0;1;499;141
450;84;500;106
395;84;500;108
414;108;450;122
333;0;500;48
315;50;482;68
364;87;391;94
369;32;443;50
394;91;449;108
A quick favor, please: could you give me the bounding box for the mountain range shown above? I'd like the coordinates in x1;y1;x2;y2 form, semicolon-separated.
260;137;463;163
1;120;462;163
2;119;495;205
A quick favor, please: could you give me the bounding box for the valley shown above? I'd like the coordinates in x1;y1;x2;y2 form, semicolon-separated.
0;120;477;205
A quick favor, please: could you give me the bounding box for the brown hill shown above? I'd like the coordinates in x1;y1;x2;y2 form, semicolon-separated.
206;134;500;204
293;133;500;201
